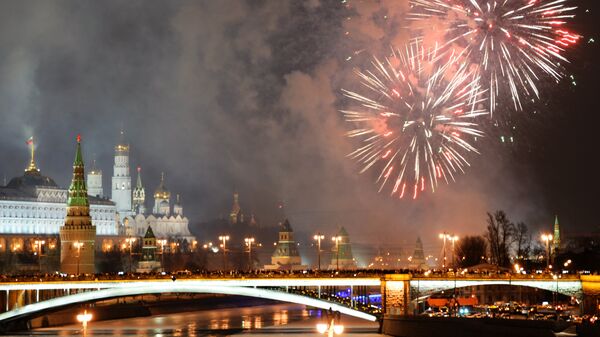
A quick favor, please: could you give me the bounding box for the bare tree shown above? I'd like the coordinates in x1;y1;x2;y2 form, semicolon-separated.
485;210;515;267
514;222;531;261
456;236;487;267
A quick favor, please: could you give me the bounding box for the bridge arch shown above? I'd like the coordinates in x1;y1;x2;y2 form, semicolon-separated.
410;279;582;298
0;284;377;326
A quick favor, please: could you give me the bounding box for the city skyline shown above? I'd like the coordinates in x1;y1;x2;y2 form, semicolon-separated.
0;1;598;246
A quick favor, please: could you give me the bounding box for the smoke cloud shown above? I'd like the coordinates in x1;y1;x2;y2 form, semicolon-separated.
0;0;578;255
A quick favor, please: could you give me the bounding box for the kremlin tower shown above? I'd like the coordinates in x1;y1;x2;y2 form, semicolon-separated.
132;167;146;214
111;131;132;219
328;227;357;270
59;135;96;275
553;215;561;256
87;159;103;198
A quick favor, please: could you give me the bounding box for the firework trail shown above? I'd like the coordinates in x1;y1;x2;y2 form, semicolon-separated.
341;42;488;199
408;0;580;112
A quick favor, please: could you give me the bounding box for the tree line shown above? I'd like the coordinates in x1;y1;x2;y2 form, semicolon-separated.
455;210;544;268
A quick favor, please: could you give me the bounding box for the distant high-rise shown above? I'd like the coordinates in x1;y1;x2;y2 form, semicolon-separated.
87;159;103;198
59;135;96;275
111;131;132;218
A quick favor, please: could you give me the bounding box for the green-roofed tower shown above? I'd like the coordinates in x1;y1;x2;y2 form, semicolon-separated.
60;135;97;275
329;226;357;270
553;215;561;256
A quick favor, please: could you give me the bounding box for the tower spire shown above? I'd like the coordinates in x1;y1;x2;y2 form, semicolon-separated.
553;214;560;253
60;134;96;274
25;136;39;173
136;166;143;189
67;134;90;209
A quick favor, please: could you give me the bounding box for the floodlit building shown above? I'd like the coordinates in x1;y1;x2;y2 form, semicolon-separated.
0;139;119;241
264;219;307;271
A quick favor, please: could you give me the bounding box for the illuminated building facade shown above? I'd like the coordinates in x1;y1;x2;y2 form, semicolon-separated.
124;172;194;244
0;140;119;243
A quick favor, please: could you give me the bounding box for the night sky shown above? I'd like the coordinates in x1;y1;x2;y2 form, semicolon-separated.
0;0;598;250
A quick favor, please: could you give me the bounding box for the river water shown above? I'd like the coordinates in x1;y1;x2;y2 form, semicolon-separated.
19;304;379;337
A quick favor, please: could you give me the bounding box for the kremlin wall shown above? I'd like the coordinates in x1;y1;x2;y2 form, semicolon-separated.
0;134;360;274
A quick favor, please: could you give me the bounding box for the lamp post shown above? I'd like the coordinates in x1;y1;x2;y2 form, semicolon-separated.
553;274;558;308
76;310;93;336
244;237;255;271
34;239;45;273
218;235;230;270
541;234;553;270
439;232;448;269
332;236;342;271
313;233;325;271
158;239;167;271
74;241;83;275
449;235;459;269
125;237;136;273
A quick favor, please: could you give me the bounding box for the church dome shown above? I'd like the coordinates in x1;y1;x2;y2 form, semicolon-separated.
154;173;170;199
7;170;58;189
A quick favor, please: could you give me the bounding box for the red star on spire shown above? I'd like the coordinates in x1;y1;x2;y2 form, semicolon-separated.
77;134;81;143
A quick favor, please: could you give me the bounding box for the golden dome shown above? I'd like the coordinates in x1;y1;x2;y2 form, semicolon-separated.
154;172;170;199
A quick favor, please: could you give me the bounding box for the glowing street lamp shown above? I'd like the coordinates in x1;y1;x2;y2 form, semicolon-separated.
541;234;553;270
158;239;167;271
332;236;342;271
74;241;84;275
125;237;136;273
76;309;93;334
313;233;325;271
34;239;45;273
218;235;230;270
244;237;255;270
449;235;458;269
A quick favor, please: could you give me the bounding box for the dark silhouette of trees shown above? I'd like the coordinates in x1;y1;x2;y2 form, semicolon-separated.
514;222;531;262
485;210;515;267
456;235;487;267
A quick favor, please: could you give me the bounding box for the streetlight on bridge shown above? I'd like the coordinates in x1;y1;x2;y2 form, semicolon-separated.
73;241;83;275
158;239;167;271
439;233;458;270
125;237;137;273
332;236;342;271
313;233;324;271
244;237;255;271
541;234;553;270
219;235;230;270
34;239;45;273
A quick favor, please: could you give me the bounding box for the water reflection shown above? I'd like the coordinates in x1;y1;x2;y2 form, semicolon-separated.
29;304;316;337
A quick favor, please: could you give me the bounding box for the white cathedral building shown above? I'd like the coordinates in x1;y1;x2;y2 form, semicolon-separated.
97;133;194;243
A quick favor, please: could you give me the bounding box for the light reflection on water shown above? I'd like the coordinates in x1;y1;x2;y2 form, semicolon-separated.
28;304;317;337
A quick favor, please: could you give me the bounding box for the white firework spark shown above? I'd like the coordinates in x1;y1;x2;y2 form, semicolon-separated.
341;42;488;199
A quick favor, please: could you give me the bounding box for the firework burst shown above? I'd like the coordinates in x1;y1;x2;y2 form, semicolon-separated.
341;42;488;199
408;0;580;112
